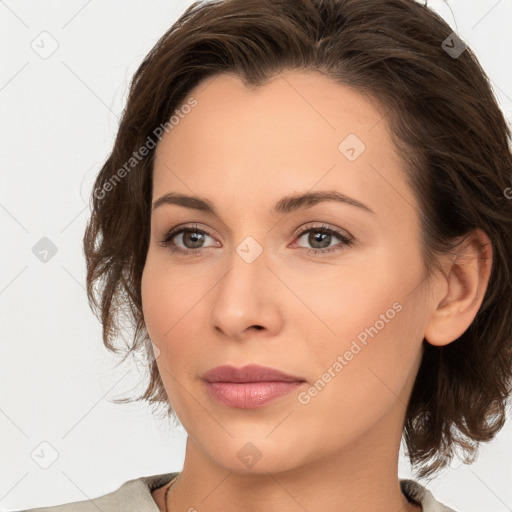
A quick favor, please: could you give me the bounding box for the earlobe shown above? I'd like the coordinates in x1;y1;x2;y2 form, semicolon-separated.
424;229;493;347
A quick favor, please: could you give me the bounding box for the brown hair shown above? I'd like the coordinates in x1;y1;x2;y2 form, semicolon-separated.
83;0;512;479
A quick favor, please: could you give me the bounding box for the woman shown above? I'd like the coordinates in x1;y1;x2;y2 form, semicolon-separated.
21;0;512;510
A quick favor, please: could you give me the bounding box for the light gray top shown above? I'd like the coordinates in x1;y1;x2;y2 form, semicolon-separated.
17;472;458;511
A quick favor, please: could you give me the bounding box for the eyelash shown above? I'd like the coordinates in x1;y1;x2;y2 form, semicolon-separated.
158;223;354;257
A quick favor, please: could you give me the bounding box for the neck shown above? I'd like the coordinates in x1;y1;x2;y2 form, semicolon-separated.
160;418;421;512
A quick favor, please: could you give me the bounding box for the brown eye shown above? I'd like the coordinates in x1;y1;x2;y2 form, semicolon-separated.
293;224;353;255
158;225;220;254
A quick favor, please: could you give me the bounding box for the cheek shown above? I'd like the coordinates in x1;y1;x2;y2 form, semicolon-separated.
276;297;422;467
285;259;407;355
142;255;204;340
290;287;423;452
140;256;215;383
291;250;424;395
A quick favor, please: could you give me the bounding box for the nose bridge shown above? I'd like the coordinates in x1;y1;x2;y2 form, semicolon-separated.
210;235;282;336
218;236;269;305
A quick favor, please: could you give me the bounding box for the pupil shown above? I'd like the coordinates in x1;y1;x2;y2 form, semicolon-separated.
185;231;203;248
310;231;330;248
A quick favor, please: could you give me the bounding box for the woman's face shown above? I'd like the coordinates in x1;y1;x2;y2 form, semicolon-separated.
141;70;432;474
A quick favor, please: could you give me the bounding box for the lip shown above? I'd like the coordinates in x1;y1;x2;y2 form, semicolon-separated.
201;364;306;383
202;364;307;409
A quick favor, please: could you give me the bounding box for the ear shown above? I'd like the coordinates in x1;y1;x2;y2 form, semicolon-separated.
424;228;493;347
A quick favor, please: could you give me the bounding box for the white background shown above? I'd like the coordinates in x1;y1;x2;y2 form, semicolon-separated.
1;1;511;510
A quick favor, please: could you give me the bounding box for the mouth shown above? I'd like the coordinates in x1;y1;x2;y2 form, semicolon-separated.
202;364;306;383
202;364;307;408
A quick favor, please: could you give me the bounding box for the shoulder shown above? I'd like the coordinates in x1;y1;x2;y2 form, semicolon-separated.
17;472;178;512
400;479;459;512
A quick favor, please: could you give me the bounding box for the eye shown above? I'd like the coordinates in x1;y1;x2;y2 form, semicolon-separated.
292;223;354;255
158;224;220;255
157;222;354;257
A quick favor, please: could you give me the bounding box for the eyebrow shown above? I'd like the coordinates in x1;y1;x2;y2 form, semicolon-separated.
152;190;375;216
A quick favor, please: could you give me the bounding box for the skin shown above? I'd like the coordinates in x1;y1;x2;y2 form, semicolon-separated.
142;70;492;512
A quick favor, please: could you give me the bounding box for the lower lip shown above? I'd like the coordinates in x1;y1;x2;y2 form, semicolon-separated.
205;381;305;408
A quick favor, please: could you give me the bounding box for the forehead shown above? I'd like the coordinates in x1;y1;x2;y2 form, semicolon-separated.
152;70;416;223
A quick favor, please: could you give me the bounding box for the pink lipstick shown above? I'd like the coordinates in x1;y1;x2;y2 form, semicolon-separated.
202;364;306;408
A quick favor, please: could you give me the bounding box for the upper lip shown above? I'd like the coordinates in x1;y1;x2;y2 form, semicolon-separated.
202;364;306;383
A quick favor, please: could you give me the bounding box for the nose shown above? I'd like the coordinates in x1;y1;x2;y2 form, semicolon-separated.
209;244;284;341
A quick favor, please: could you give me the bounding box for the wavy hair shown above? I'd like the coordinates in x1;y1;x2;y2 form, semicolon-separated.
83;0;512;478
